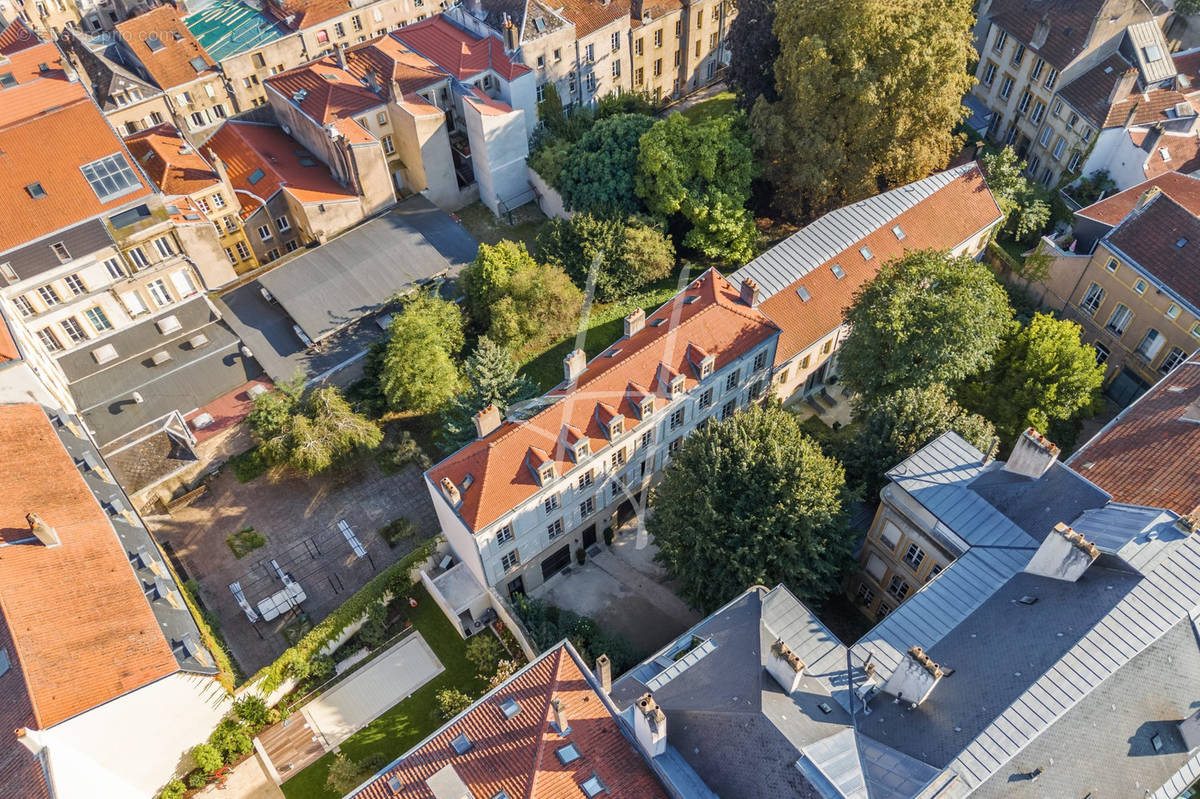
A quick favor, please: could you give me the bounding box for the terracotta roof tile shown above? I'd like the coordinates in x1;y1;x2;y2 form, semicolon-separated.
0;307;20;363
0;41;65;84
393;16;530;82
429;269;779;532
1069;357;1200;515
1105;193;1200;308
1175;46;1200;90
466;85;513;115
1076;171;1200;225
265;0;353;29
125;123;220;196
344;35;446;107
352;644;669;799
1137;131;1200;179
756;167;1003;365
265;56;384;125
0;612;51;799
0;84;153;254
0;18;39;53
1057;53;1132;128
115;5;216;90
0;404;180;729
556;0;630;37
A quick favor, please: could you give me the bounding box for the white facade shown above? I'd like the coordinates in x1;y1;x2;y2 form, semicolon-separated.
464;99;531;214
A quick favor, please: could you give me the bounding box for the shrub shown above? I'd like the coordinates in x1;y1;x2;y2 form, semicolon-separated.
229;448;269;482
436;688;474;720
232;695;273;731
378;517;416;548
603;526;613;546
325;752;372;795
575;547;586;565
226;527;266;559
209;718;253;762
377;429;431;474
186;770;209;789
159;779;186;799
513;595;640;673
528;139;571;187
357;603;390;649
309;653;335;681
465;634;505;675
191;742;223;774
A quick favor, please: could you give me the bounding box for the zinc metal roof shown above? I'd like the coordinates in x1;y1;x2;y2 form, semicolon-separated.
184;0;285;61
1125;20;1176;84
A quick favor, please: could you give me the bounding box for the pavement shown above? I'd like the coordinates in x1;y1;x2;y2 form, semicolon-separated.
198;751;284;799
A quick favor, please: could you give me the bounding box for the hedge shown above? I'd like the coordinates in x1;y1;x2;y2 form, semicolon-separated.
251;539;438;695
177;577;242;691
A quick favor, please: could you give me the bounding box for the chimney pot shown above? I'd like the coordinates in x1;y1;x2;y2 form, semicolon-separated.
1024;522;1099;582
633;693;667;756
25;512;60;548
1002;428;1059;480
595;654;612;694
439;477;461;506
551;697;570;735
564;348;586;384
474;404;502;438
624;308;646;337
739;277;759;307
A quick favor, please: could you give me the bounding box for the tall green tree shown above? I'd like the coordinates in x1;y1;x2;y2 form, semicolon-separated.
846;384;995;501
750;0;975;217
636;113;759;262
649;403;853;612
439;337;538;449
536;214;674;301
980;147;1052;242
488;261;583;354
838;250;1013;405
461;241;534;327
380;292;464;413
727;0;780;110
249;383;382;475
958;313;1104;450
559;113;656;216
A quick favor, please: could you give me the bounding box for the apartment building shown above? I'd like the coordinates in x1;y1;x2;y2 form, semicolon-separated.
1038;171;1200;407
973;0;1173;187
125;123;262;273
265;17;534;213
0;404;227;799
426;269;779;598
728;164;1004;405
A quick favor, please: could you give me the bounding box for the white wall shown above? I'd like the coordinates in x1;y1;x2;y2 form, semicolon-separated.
425;474;490;589
463;102;529;214
42;672;230;799
529;168;570;219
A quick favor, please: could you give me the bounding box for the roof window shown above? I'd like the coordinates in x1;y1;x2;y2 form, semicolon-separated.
891;225;905;240
796;286;811;302
25;182;46;199
556;743;581;764
1177;238;1189;248
830;264;845;279
189;56;207;72
145;34;165;52
0;72;15;87
386;775;402;791
683;295;699;304
580;774;607;797
859;246;873;260
248;168;266;185
450;733;473;754
499;697;521;719
80;153;140;202
0;647;9;677
1144;44;1163;62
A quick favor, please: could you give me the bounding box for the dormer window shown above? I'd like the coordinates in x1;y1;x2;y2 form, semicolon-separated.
609;417;624;438
573;440;590;459
539;463;555;485
640;397;654;418
670;375;685;397
700;354;715;379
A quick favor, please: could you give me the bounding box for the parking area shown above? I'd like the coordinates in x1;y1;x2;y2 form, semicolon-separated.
535;526;701;655
151;459;439;674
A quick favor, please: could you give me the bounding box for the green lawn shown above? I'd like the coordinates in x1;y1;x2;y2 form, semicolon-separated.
280;585;487;799
677;90;736;124
454;201;549;254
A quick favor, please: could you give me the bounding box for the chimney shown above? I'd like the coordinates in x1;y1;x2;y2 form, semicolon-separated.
624;308;646;337
334;41;347;70
739;277;758;307
1002;428;1059;480
1136;185;1163;210
1024;522;1099;582
474;404;502;438
1108;68;1139;106
1179;708;1200;751
564;348;586;383
25;512;60;548
207;147;231;189
765;638;805;694
366;67;379;94
595;654;612;694
633;693;667;756
439;477;461;506
881;646;944;708
503;16;518;51
551;697;570;735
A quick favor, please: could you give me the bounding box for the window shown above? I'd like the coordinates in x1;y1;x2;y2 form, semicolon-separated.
1011;42;1025;66
147;279;172;307
635;37;643;55
612;60;620;78
1133;278;1148;295
547;519;564;540
635;67;644;85
1066;112;1078;130
695;39;701;57
887;575;910;601
1044;68;1058;90
982;62;996;86
128;245;149;270
63;273;86;295
544;493;560;513
1067;151;1082;172
1135;328;1164;361
1031;57;1045;81
1161;347;1187;374
674;50;681;66
496;523;514;545
653;58;662;77
675;19;681;35
554;47;562;62
998;75;1013;100
80;153;140;202
856;582;875;606
334;21;344;36
585;43;594;62
610;447;626;469
258;224;273;241
37;327;62;352
37;284;61;306
1079;283;1105;315
235;241;251;260
171;270;197;298
1016;90;1031;114
84;306;111;332
584;73;596;93
225;247;237;264
1166;303;1182;320
60;317;87;343
51;242;71;263
1039;125;1052;147
992;27;1007;52
1027;155;1041;176
274;216;292;233
696;9;702;27
698;387;713;410
1052;137;1066;160
611;31;620;50
1051;99;1063;117
654;29;662;47
501;550;520;571
13;296;34;317
669;407;685;430
212;192;226;209
725;369;740;391
316;29;328;43
122;290;148;316
103;257;124;280
712;5;719;19
667;437;682;456
353;14;362;30
1105;304;1132;336
1030;101;1045;124
879;520;900;550
580;496;595;517
252;52;266;68
903;543;925;571
721;398;737;420
536;84;545;102
753;351;768;371
580;775;607;798
639;429;653;449
153;236;174;258
709;32;718;49
577;469;595;491
1105;257;1119;273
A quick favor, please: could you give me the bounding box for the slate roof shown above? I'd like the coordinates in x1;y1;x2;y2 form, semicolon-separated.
115;5;217;90
985;0;1155;70
350;642;670;799
729;165;1002;366
1069;355;1200;516
124;123;221;196
393;16;531;82
1104;193;1200;308
1075;170;1200;225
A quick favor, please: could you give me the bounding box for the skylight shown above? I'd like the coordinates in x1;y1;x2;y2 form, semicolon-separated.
891;225;906;240
1178;238;1190;248
796;286;811;302
0;72;15;88
580;774;607;797
145;34;165;52
26;182;46;199
1144;44;1163;62
556;743;581;765
80;153;140;202
830;264;845;279
450;733;473;755
859;246;873;260
387;775;402;791
189;56;207;72
499;697;521;719
248;168;266;185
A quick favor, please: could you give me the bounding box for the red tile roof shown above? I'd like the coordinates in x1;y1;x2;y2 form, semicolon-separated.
756;166;1003;366
1135;131;1200;180
203;121;357;211
429;269;779;532
466;85;514;115
352;644;669;799
1076;171;1200;226
1105;193;1200;308
265;56;384;125
1174;46;1200;89
0;41;65;84
125;123;221;196
556;0;631;37
344;35;447;112
0;18;39;53
0;404;180;728
266;0;353;29
0;612;51;799
1069;357;1200;515
115;5;216;90
0;308;20;363
0;83;153;254
394;16;531;82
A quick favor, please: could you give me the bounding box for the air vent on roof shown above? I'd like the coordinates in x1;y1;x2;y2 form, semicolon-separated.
556;743;581;764
450;733;473;754
292;88;309;102
831;264;845;279
796;286;811;302
25;182;46;199
151;349;172;365
77;450;102;472
499;697;521;719
156;315;182;334
1143;44;1163;62
1017;595;1038;605
38;62;49;73
298;157;317;167
92;343;118;364
188;333;209;349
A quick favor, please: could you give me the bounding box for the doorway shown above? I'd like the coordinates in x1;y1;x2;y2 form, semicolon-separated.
540;544;571;581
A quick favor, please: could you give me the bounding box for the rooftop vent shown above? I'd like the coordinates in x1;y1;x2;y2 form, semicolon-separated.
188;333;209;349
499;696;521;719
450;733;473;755
683;295;699;304
1177;238;1189;248
151;350;172;365
92;343;118;364
156;315;181;334
154;576;183;608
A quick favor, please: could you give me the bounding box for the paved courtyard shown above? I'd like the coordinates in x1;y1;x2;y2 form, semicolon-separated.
151;458;438;674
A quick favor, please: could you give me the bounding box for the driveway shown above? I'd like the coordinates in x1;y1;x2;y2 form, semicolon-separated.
536;528;701;656
151;459;439;674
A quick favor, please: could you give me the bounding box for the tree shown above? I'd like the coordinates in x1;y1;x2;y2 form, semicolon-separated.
750;0;975;217
439;337;537;449
727;0;780;110
981;147;1052;242
838;250;1013;405
846;385;995;501
461;241;535;326
536;214;674;301
559;113;656;216
325;752;372;795
380;292;464;413
595;89;660;119
648;403;853;612
250;383;382;475
636;113;759;262
958;313;1105;450
488;261;584;354
1178;0;1200;17
436;688;474;720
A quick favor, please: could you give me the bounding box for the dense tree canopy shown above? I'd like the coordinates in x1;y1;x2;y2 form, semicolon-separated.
958;313;1104;450
487;261;584;355
249;380;382;475
460;241;534;326
649;403;853;612
380;292;464;413
750;0;975;217
838;250;1013;405
536;214;674;301
727;0;779;110
981;147;1052;243
439;337;537;449
636;113;759;262
559;113;656;216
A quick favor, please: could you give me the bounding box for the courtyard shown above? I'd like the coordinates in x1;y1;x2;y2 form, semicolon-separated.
151;457;440;675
